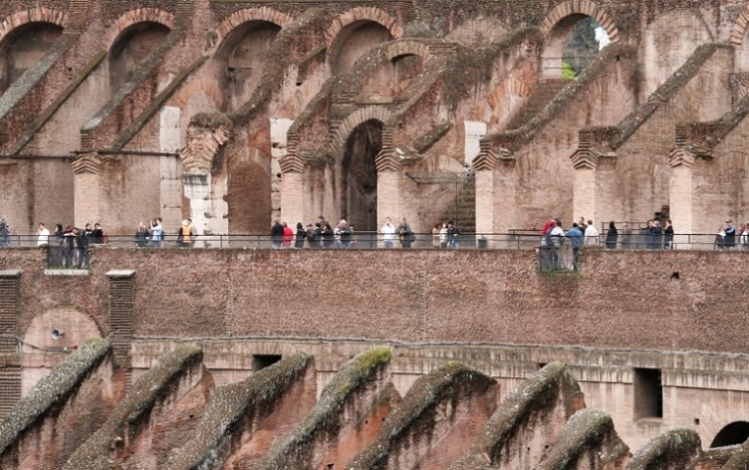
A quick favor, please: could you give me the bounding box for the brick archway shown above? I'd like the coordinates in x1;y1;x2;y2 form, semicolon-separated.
487;78;533;109
104;8;175;49
216;7;294;48
331;106;394;159
0;7;67;46
731;6;749;46
385;40;431;62
325;7;403;47
539;0;619;43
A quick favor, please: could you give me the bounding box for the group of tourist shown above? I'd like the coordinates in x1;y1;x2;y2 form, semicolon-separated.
37;222;105;268
270;216;424;249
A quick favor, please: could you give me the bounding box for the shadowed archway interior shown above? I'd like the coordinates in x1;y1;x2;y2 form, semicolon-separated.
711;421;749;447
341;119;382;232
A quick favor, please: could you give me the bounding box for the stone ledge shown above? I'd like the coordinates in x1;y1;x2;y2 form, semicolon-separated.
44;269;89;276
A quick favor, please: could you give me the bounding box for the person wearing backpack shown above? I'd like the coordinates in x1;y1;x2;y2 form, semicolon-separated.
177;219;194;248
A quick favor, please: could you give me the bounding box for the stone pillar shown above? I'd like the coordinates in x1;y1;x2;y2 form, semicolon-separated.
182;174;210;239
669;128;698;249
279;134;306;229
570;131;599;229
271;118;294;223
107;270;135;386
375;147;403;244
474;142;516;247
160;106;183;232
72;153;102;228
0;270;21;419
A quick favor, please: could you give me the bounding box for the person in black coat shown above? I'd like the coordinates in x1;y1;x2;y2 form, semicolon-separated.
605;221;618;249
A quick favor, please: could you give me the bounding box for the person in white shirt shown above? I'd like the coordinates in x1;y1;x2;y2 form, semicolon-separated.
381;217;396;248
37;223;50;247
584;219;599;245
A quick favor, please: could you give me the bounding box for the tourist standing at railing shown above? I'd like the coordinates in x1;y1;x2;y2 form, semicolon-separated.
0;218;9;247
584;219;599;245
439;222;448;248
91;223;104;244
664;220;674;249
578;217;587;234
337;219;353;248
177;219;194;248
566;223;584;270
270;220;283;249
447;221;460;248
135;222;149;248
62;225;75;266
605;221;618;249
651;220;663;249
724;219;736;249
37;223;50;247
295;222;307;249
740;222;749;250
150;218;163;248
282;222;294;248
397;218;415;249
322;222;335;249
381;218;396;249
76;227;90;268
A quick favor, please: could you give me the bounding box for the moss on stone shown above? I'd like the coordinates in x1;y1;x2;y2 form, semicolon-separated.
190;112;234;131
347;361;496;470
449;362;581;470
166;351;313;469
626;428;701;470
64;344;204;469
535;409;629;470
0;339;111;457
253;347;392;469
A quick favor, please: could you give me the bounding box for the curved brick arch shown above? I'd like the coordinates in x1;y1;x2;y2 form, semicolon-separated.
331;106;394;158
487;78;533;109
385;40;430;61
325;7;403;47
104;8;175;50
171;78;225;110
539;0;619;44
0;7;67;46
731;6;749;46
216;7;294;48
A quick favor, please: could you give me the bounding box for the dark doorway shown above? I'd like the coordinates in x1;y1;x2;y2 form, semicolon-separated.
711;421;749;447
341;120;381;232
253;354;281;371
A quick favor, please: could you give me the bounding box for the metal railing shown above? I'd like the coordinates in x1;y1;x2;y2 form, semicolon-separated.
3;232;748;252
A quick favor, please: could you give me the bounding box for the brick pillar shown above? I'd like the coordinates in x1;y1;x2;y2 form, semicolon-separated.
570;131;598;229
669;127;699;249
375;144;403;242
280;133;306;229
0;270;21;418
106;270;135;386
474;142;516;246
72;153;102;228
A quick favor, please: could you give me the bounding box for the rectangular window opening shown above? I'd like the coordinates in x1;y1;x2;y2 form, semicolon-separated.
634;368;663;419
253;354;282;371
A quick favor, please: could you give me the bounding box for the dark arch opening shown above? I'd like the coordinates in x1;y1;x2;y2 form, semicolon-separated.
0;22;63;93
330;21;392;76
220;21;281;112
341;120;382;232
711;421;749;447
109;22;170;92
543;14;608;79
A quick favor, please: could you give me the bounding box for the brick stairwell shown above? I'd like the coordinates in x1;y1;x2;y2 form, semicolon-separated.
504;79;570;131
173;0;195;30
454;174;476;234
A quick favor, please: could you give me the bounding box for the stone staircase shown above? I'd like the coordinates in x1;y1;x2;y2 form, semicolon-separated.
505;79;570;131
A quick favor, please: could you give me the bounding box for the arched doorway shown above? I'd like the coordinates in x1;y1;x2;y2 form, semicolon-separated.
109;22;170;92
341;119;382;231
329;21;393;76
711;421;749;447
543;14;610;80
0;22;63;93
